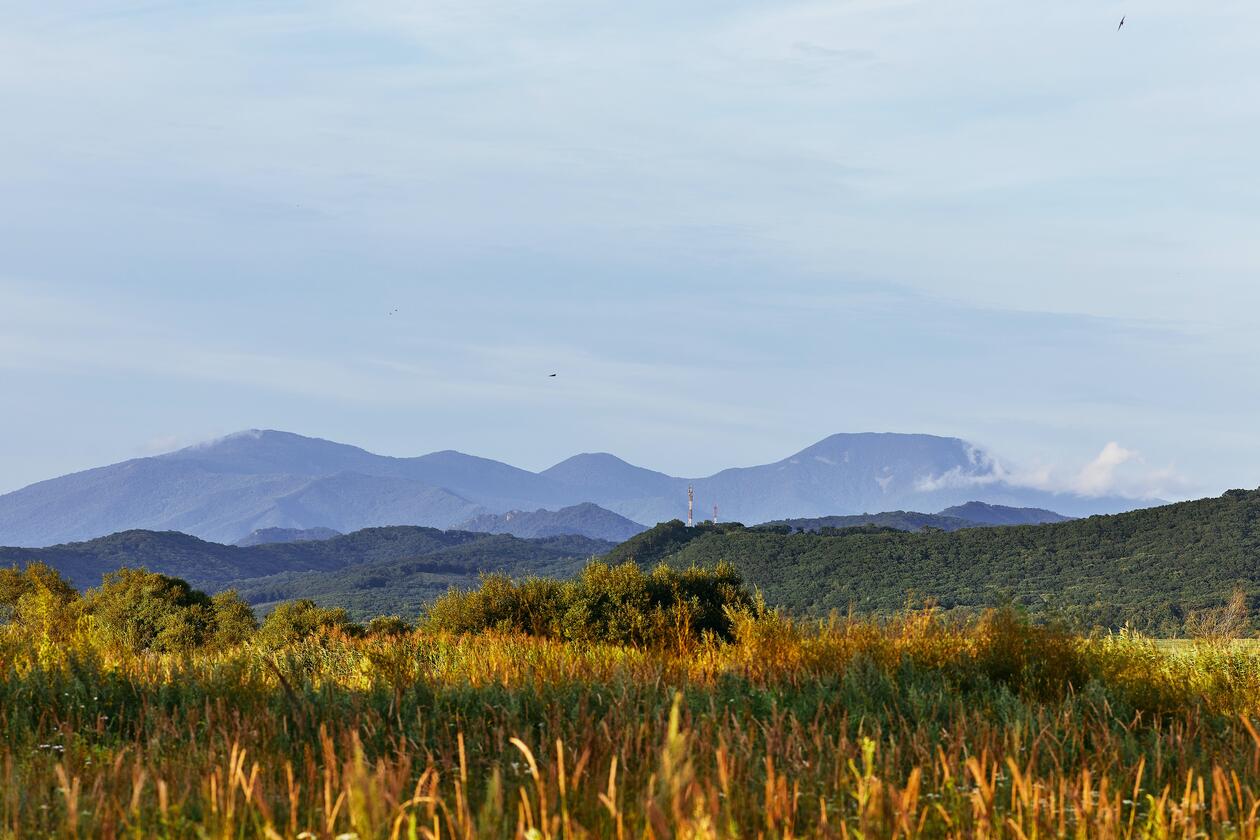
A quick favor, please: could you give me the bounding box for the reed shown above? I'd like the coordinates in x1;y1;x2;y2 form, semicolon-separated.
1;608;1259;838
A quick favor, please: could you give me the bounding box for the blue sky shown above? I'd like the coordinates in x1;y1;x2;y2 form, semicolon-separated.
2;0;1258;499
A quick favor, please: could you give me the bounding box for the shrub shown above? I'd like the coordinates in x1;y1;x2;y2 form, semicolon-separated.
0;562;81;641
366;615;412;637
83;568;220;653
425;561;755;647
208;590;259;648
257;599;359;646
426;574;567;636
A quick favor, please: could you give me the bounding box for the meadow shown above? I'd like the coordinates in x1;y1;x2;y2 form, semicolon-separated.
3;598;1260;839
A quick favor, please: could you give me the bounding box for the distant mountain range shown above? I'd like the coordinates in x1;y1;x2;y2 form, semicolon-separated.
4;489;1247;631
0;429;1148;547
0;501;1067;616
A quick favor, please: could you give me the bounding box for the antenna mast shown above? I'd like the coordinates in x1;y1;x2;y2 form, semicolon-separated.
713;503;718;524
687;485;694;527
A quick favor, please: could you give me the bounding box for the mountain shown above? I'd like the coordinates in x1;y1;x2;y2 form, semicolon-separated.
0;430;574;546
764;512;980;533
234;527;342;547
937;502;1071;526
588;434;1138;526
616;489;1260;635
0;526;613;600
0;429;1151;547
457;503;646;542
11;490;1255;632
541;454;681;506
768;502;1071;533
231;533;607;619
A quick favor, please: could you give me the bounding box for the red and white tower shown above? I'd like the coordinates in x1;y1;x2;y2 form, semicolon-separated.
687;485;694;527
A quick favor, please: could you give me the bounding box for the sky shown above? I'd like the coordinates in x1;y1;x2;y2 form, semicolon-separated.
2;0;1258;499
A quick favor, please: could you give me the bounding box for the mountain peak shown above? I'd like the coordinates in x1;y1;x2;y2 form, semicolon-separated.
0;429;1151;547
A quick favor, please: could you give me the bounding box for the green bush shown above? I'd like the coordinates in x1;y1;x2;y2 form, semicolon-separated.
257;599;359;646
366;615;412;637
0;562;80;640
425;561;754;646
208;589;259;647
77;569;259;653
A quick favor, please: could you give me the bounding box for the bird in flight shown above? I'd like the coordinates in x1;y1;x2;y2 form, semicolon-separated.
1117;16;1125;30
548;373;557;377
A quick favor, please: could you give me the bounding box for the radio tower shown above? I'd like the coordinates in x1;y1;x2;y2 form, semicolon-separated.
713;503;718;524
687;485;694;527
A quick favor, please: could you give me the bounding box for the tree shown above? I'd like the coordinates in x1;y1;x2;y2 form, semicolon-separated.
257;599;359;646
209;590;258;648
0;562;80;640
83;568;216;653
366;615;412;637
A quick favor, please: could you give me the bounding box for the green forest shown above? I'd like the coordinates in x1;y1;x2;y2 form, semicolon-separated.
609;489;1260;634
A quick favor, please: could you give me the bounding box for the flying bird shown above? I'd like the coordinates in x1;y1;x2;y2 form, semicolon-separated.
548;373;557;377
1117;16;1125;30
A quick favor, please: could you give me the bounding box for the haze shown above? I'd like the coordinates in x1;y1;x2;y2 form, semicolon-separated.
3;0;1258;499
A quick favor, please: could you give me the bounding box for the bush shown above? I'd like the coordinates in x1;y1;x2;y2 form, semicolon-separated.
366;615;412;637
258;599;359;646
209;590;259;647
79;569;260;653
83;569;209;653
425;561;755;647
0;562;80;640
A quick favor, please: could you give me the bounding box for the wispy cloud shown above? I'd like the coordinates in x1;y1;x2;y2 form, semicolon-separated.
914;440;1190;502
1073;442;1138;496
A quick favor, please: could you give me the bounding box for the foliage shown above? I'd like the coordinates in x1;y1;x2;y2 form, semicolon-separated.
365;614;412;636
256;598;359;646
641;488;1260;634
81;568;259;653
425;560;754;646
0;561;80;640
208;589;259;647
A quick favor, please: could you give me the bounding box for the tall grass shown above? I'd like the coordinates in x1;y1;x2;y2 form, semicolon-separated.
2;608;1259;838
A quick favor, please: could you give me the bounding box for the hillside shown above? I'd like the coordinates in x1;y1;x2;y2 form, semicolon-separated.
234;526;342;546
765;502;1070;533
231;534;605;618
938;502;1071;526
765;511;979;533
615;490;1260;634
0;526;613;595
0;429;1149;546
457;502;645;542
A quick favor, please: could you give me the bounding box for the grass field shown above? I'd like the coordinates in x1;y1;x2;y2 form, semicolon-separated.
3;605;1260;839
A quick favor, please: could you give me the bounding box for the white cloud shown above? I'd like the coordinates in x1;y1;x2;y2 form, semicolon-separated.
913;465;1003;493
913;440;1192;501
1072;441;1138;496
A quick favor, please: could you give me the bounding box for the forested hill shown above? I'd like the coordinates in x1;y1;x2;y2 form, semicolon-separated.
609;490;1260;634
0;527;613;592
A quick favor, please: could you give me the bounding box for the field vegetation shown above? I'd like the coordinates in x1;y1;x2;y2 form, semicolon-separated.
2;560;1260;838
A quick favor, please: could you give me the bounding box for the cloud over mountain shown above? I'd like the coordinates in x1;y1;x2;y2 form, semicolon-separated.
0;430;1158;548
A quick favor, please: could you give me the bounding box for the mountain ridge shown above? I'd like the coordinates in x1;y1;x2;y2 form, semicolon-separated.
0;429;1153;546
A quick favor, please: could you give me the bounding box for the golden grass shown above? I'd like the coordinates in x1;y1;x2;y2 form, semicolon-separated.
2;609;1259;838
